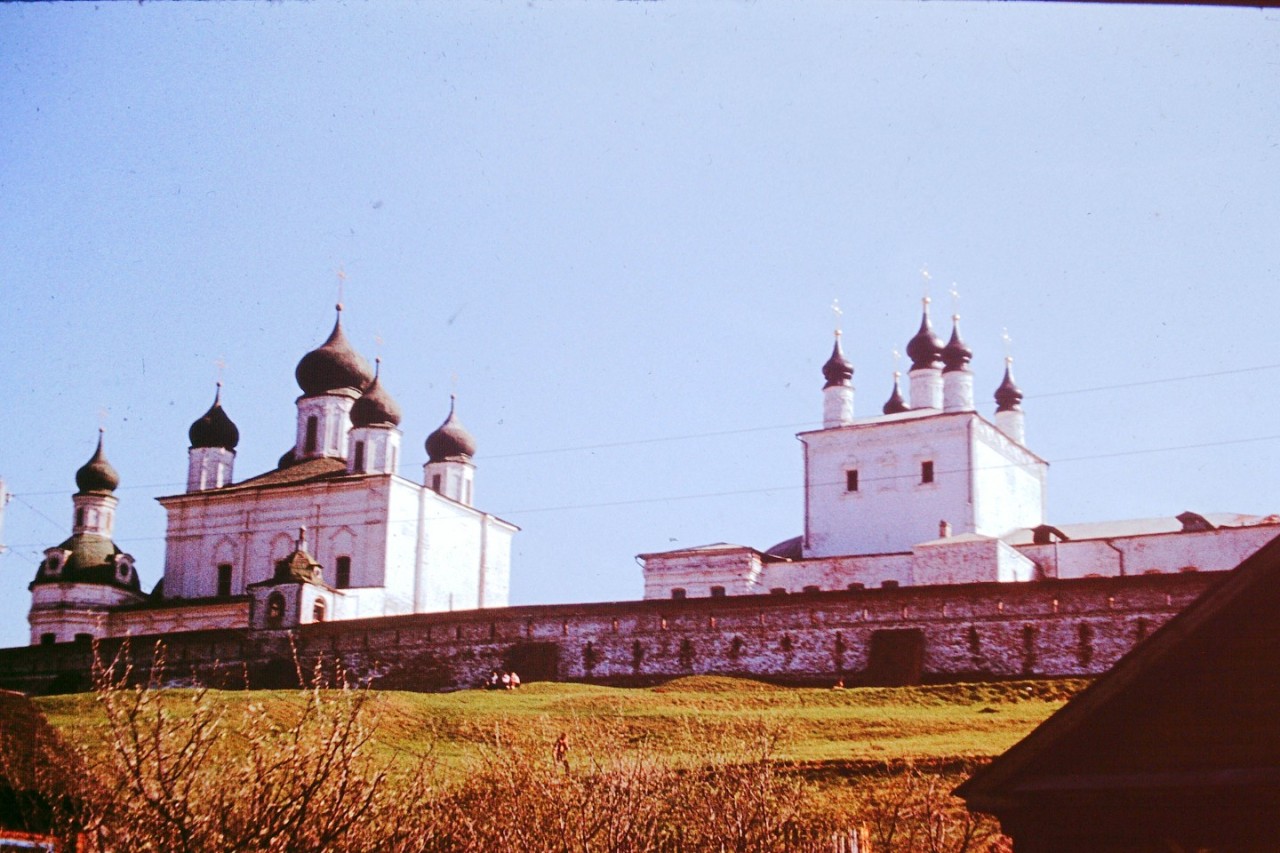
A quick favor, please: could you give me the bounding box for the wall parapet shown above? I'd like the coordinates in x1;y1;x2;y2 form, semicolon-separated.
0;572;1218;695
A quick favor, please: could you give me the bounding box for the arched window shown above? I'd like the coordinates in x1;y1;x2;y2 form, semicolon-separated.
75;507;85;527
353;441;365;473
670;588;687;600
709;586;726;598
266;592;286;628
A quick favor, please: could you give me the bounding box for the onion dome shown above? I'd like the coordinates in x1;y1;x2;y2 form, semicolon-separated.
941;315;973;373
883;372;909;415
995;357;1024;412
905;298;944;370
30;534;141;593
75;430;119;494
294;305;375;397
426;395;477;462
188;383;240;449
350;359;402;428
821;333;854;388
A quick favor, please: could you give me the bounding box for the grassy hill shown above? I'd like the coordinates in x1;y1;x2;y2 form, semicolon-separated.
36;676;1083;771
28;678;1082;850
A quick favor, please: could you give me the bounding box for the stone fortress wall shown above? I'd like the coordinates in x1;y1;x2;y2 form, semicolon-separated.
0;570;1216;695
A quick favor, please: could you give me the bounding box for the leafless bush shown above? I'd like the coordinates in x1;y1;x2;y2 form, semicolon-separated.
19;644;1009;851
857;762;1010;853
66;642;430;853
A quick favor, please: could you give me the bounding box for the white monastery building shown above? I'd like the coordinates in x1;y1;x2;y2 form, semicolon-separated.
28;304;516;645
640;300;1280;599
25;297;1280;649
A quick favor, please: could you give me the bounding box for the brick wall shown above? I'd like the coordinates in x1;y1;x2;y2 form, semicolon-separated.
0;572;1218;695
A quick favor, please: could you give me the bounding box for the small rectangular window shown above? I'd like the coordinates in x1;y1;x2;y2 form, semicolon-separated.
432;474;442;493
217;563;233;597
336;556;351;589
709;586;726;598
353;441;366;473
921;460;934;484
671;588;687;600
40;633;56;646
846;469;859;492
305;416;319;453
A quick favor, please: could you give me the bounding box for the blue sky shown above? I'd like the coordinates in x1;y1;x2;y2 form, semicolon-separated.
2;1;1279;649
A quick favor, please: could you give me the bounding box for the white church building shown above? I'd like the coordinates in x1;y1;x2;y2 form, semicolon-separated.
28;304;516;645
641;300;1280;599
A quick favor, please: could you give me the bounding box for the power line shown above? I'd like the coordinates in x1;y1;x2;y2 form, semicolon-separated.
5;431;1277;551
11;362;1280;498
1027;362;1280;400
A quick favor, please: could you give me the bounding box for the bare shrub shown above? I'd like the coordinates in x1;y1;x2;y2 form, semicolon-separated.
69;642;428;853
857;762;1010;853
24;645;1009;852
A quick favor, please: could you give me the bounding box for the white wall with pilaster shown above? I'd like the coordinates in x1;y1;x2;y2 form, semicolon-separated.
294;393;357;460
72;493;118;537
347;427;400;476
801;411;1046;560
424;459;474;506
158;469;513;625
187;447;235;492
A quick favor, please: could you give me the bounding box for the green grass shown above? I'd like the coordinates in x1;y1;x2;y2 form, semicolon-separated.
35;676;1084;774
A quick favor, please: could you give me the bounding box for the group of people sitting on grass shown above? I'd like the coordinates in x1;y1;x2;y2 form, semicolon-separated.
486;669;522;690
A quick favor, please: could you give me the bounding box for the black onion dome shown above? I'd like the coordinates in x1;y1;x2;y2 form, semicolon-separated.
426;396;477;462
905;300;944;370
883;373;909;415
188;383;240;449
941;315;973;373
295;306;374;396
350;362;402;428
75;431;119;494
821;334;854;388
995;359;1024;412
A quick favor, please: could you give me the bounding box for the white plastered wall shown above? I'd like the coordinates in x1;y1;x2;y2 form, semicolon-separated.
801;411;1046;560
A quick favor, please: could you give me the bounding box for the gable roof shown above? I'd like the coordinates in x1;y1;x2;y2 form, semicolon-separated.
956;531;1280;812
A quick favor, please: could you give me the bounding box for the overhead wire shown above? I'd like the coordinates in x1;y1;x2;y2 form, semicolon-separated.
4;430;1279;554
12;359;1280;499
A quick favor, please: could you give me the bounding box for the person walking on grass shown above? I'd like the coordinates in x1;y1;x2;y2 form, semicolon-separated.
553;732;569;773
